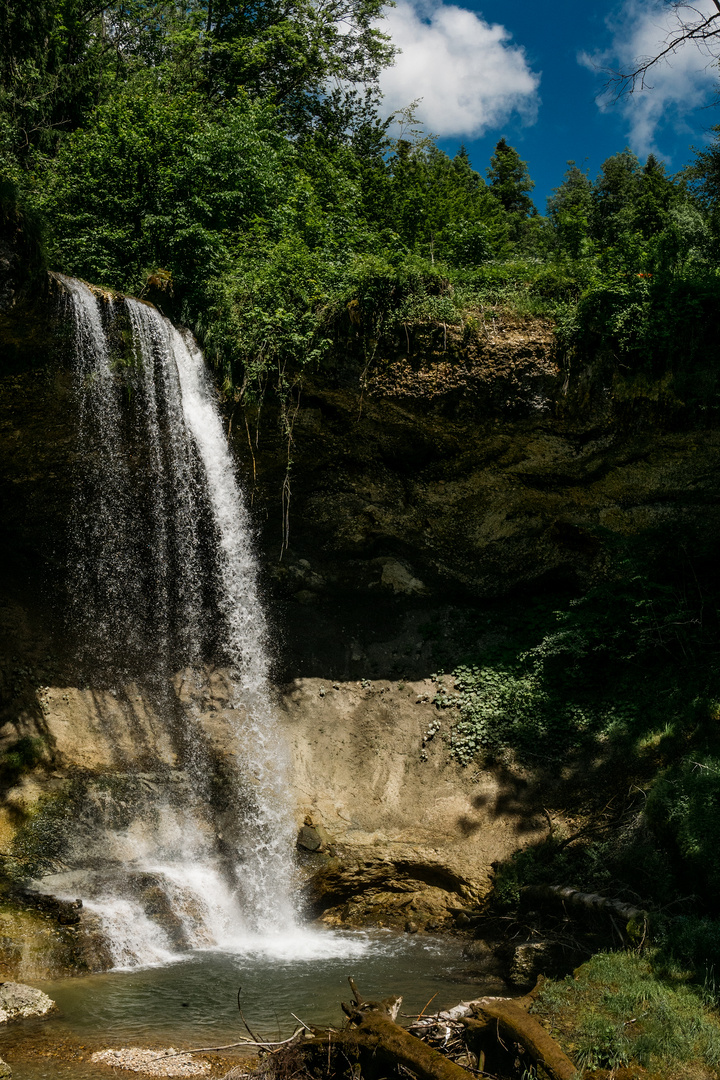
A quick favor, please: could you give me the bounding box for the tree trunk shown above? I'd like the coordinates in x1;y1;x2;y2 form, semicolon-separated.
338;1010;475;1080
464;1001;578;1080
524;884;647;927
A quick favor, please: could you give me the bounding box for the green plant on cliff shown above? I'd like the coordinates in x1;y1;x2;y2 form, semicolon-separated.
431;530;720;940
645;755;720;899
9;784;77;880
0;736;45;786
435;532;718;768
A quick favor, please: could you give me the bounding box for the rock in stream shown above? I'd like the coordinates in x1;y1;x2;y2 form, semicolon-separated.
0;981;56;1024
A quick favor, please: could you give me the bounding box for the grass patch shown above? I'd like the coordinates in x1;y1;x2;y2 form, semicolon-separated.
533;950;720;1076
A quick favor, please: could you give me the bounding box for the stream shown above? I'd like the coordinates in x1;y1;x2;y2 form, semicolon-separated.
2;932;493;1080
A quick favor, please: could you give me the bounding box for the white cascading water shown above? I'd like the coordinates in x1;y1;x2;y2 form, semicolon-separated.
55;277;361;966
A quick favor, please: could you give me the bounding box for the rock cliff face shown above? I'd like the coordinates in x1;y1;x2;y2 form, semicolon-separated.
226;315;720;684
0;271;718;972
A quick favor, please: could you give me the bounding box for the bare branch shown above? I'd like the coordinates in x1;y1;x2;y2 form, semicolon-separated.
606;3;720;98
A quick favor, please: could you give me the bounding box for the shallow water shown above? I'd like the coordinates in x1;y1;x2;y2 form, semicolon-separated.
2;931;493;1080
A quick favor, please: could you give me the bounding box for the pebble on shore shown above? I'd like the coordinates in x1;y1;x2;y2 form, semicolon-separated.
90;1048;211;1076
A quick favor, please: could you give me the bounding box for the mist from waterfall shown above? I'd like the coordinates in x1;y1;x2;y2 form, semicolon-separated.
54;277;346;966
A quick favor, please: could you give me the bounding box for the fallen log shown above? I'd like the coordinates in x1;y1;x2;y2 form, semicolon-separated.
341;1009;475;1080
306;978;472;1080
523;884;646;926
464;999;578;1080
302;977;577;1080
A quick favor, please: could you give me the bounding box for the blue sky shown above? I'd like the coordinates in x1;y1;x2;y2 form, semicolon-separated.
377;0;720;210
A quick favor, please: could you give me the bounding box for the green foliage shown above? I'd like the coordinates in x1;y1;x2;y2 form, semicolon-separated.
204;239;462;387
0;736;44;785
486;137;536;239
384;140;509;262
547;161;594;259
0;0;394;172
560;262;720;392
591;148;642;246
646;756;720;898
534;951;720;1073
6;0;719;400
184;0;395;136
0;0;110;162
2;0;720;404
34;89;288;301
431;543;711;769
9;783;77;879
472;526;720;954
542;152;720;384
653;915;720;987
492;822;677;916
0;177;46;278
429;531;720;914
684;124;720;237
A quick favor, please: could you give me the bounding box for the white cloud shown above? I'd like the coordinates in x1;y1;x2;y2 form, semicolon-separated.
580;0;718;159
378;1;540;139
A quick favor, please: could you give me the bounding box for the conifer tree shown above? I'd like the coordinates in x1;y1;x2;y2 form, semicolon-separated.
547;161;593;258
486;138;536;241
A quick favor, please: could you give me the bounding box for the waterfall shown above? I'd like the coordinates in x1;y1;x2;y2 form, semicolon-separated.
55;277;302;962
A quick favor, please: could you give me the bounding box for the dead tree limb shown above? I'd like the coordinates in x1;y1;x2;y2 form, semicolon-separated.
608;2;720;97
309;978;474;1080
338;1011;474;1080
464;1000;578;1080
307;978;578;1080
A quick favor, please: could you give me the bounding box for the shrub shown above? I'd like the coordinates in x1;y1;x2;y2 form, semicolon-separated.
0;736;45;784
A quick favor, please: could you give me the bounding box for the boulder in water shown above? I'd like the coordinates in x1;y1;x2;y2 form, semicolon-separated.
0;981;56;1023
0;1056;10;1078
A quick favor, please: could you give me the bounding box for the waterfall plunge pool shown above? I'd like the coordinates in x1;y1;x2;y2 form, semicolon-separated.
3;931;497;1080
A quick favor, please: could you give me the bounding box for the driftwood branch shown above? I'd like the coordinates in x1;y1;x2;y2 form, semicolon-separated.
409;979;576;1080
338;1011;473;1080
323;978;472;1080
162;1030;305;1058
